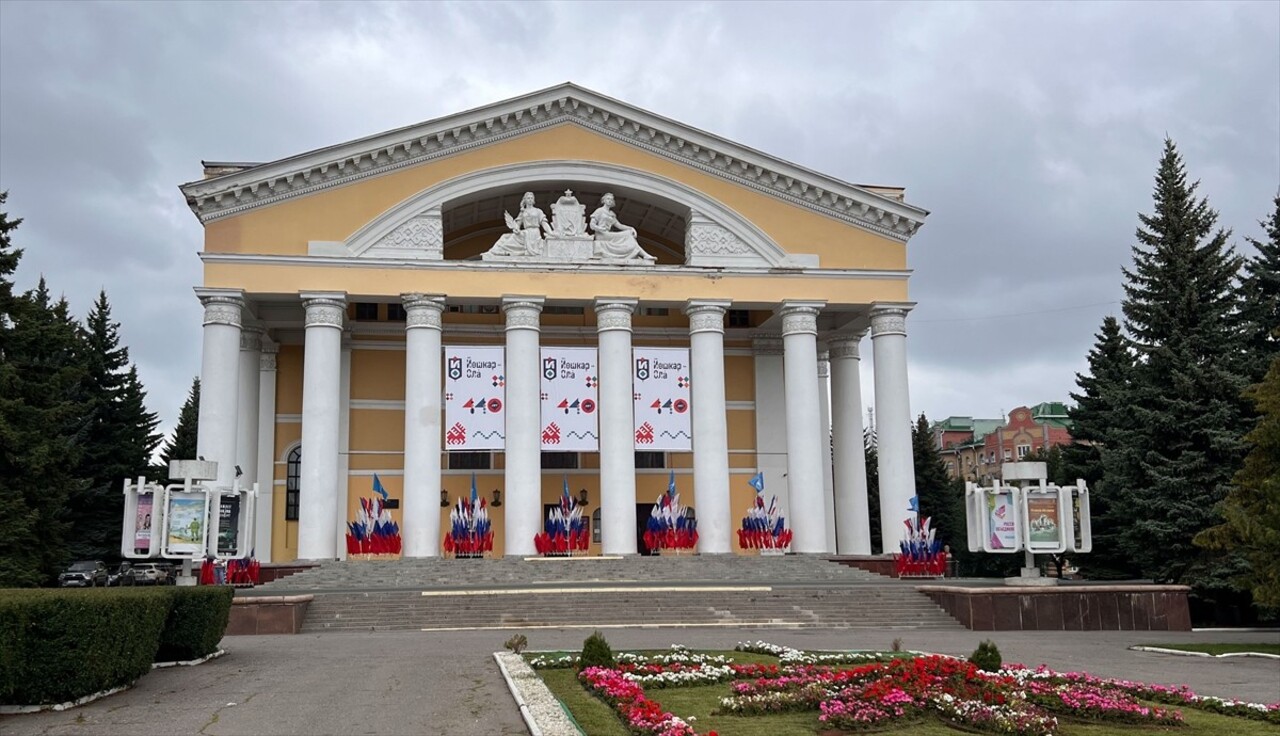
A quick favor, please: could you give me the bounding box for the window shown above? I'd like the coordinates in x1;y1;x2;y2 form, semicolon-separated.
387;303;407;321
285;446;302;521
635;451;666;469
544;305;585;315
448;452;491;470
592;508;602;544
447;304;499;314
1003;448;1012;461
727;309;751;328
354;302;380;321
1016;444;1031;459
640;307;669;316
541;452;579;469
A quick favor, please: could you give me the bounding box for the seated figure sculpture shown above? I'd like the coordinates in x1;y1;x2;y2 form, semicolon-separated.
487;192;547;257
590;193;653;261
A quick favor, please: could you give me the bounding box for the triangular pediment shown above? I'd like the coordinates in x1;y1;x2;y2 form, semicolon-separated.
181;83;927;243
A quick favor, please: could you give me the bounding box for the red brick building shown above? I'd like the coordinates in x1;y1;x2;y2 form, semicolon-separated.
934;403;1073;482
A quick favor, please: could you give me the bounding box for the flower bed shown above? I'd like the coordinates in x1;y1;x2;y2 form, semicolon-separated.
545;642;1280;736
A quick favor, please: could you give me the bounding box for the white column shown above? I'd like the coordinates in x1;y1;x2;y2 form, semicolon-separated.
503;297;544;557
830;333;871;554
871;304;916;554
596;298;638;556
195;288;244;506
685;299;731;554
818;349;836;553
752;337;788;523
236;327;262;490
336;333;352;558
297;292;346;560
779;301;828;554
254;341;278;562
402;294;445;558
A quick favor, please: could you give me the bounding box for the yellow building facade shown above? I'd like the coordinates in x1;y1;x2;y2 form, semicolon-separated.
181;84;928;563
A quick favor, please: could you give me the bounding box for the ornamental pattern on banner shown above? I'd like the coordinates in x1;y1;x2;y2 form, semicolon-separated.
632;347;691;451
540;347;599;451
443;346;506;450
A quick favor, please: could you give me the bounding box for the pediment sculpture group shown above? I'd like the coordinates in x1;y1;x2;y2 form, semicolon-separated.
484;190;655;262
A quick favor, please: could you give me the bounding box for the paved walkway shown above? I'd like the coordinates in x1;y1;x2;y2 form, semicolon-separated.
4;628;1277;735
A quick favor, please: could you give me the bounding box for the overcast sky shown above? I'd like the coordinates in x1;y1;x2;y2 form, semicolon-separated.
1;1;1277;444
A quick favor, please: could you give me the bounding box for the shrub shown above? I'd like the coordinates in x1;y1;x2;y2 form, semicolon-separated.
155;586;233;662
0;588;168;705
580;630;615;670
504;633;528;654
969;639;1002;672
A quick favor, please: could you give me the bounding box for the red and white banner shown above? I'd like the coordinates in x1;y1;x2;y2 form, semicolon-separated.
443;346;506;450
632;347;691;451
540;347;599;451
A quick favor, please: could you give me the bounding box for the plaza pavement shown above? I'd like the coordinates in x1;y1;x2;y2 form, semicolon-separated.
3;627;1277;736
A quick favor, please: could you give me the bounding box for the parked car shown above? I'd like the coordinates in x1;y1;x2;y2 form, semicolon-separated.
107;562;133;587
124;562;174;586
58;560;109;588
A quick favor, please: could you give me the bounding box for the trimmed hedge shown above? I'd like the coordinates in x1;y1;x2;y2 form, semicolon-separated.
156;586;233;662
0;586;234;706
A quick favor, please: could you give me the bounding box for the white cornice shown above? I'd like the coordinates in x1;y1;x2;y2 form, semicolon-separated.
199;251;910;281
180;83;928;241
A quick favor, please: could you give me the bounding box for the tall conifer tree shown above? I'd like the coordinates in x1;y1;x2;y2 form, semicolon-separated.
1114;140;1247;586
1238;196;1280;383
911;414;964;554
159;377;200;473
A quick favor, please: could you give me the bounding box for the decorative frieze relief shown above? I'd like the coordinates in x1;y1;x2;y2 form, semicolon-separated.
260;343;279;372
870;306;910;338
403;294;445;330
751;335;785;356
502;299;544;331
594;300;636;332
684;302;728;335
199;294;244;328
182;88;926;241
360;212;443;260
779;303;821;337
302;297;347;329
828;334;864;361
239;327;263;352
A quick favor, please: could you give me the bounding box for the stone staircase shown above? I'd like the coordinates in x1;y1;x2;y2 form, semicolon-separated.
248;556;963;633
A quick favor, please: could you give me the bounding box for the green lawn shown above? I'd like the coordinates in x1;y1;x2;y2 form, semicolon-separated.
1145;642;1280;656
535;650;1280;736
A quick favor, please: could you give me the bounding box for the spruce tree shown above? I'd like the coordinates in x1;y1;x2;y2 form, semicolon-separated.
1196;355;1280;608
1115;139;1248;587
1238;196;1280;384
159;377;200;473
863;426;881;553
69;291;162;561
911;414;964;554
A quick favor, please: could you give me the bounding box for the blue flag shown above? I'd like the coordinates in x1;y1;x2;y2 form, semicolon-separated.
372;473;388;501
908;495;919;513
470;473;478;504
749;472;765;492
668;470;677;496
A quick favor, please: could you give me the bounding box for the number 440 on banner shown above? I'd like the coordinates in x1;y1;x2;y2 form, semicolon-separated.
632;347;691;451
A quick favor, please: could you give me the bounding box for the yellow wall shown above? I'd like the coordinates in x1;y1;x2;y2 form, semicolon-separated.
205;124;905;271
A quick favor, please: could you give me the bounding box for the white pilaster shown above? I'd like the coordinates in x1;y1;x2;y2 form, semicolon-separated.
830;334;871;554
779;301;828;554
503;297;544;557
195;288;244;550
871;305;916;554
596;298;638;556
236;327;262;489
751;336;788;529
402;294;445;558
685;299;731;554
818;349;836;553
255;341;278;562
297;292;346;560
336;332;352;559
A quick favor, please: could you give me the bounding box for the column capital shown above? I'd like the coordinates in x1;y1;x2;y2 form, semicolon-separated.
402;293;446;330
828;332;866;360
239;325;264;352
751;334;784;355
684;299;730;335
502;295;544;331
870;304;913;338
777;300;825;337
195;288;245;328
260;345;278;372
594;298;637;333
301;292;347;329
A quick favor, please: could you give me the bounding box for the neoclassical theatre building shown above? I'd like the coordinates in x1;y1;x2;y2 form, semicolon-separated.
180;84;928;563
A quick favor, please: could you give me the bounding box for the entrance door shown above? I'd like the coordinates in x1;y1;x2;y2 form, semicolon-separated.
636;503;656;555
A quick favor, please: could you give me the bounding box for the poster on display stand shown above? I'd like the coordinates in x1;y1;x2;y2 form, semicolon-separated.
443;346;506;450
632;347;691;451
540;347;599;452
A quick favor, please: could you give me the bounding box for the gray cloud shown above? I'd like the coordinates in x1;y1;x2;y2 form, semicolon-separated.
0;0;1275;438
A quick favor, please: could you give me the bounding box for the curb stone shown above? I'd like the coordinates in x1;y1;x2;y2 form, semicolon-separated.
495;651;582;735
1129;645;1280;660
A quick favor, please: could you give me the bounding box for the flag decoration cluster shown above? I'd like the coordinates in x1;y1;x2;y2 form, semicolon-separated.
738;472;792;551
444;346;505;450
540;346;599;451
632;347;691;451
642;471;698;552
345;474;402;556
534;479;590;556
442;475;494;557
895;505;947;577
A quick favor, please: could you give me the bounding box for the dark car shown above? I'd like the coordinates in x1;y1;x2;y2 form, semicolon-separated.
58;560;109;588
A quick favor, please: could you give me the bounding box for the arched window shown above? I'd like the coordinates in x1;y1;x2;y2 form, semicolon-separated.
286;446;301;521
